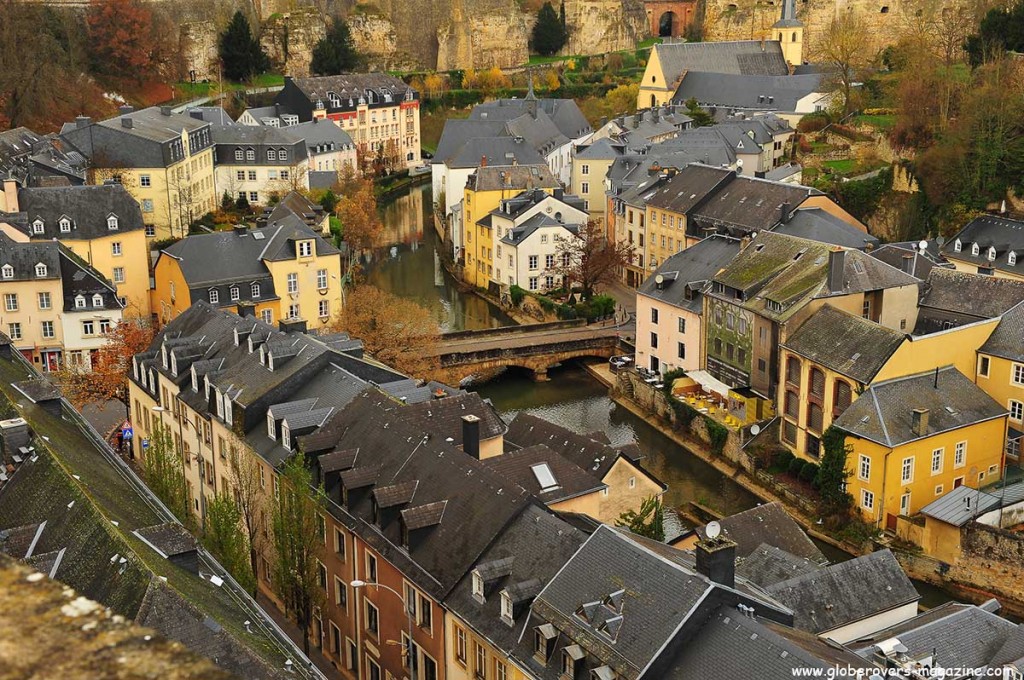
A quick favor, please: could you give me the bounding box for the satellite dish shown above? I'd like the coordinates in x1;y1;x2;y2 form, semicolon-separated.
736;158;744;167
918;240;928;252
750;424;761;436
936;235;946;246
706;521;722;539
655;274;664;285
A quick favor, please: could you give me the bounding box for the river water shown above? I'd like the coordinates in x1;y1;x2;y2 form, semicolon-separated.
366;184;955;606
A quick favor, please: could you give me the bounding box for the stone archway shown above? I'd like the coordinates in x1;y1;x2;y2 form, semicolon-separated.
658;11;677;36
644;0;698;38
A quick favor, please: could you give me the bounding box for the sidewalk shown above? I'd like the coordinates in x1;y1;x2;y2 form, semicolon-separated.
254;592;347;680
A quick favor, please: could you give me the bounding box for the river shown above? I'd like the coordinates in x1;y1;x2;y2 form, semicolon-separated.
367;184;956;606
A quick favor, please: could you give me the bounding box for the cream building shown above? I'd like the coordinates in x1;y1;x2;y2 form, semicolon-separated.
210;125;309;207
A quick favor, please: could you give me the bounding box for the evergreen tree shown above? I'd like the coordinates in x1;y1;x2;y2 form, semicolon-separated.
218;10;269;82
684;97;715;127
965;0;1024;67
616;496;665;542
311;18;361;76
532;2;568;56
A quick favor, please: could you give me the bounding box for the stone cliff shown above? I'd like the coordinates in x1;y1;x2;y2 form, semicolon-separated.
260;8;327;77
561;0;649;55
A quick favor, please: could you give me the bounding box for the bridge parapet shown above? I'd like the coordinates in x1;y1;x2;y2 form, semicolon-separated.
441;319;586;341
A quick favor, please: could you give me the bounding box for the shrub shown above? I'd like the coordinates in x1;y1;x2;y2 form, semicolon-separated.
706;418;728;456
509;285;526;306
661;368;688;397
773;449;795;470
799;461;820;484
798;111;831;133
830;124;873;143
787;457;805;477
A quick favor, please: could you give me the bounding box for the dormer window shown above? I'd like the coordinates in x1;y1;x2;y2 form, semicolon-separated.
251;282;261;298
204;375;211;400
234;149;244;161
267;412;276;439
298;240;313;258
215;389;223;418
230;286;240;301
170;353;178;375
92;293;103;307
0;265;11;279
562;645;584;678
500;591;514;625
988;246;997;261
534;624;557;663
954;238;962;252
1010;252;1018;266
75;295;86;309
32;220;44;234
281;422;291;450
107;214;118;230
161;345;168;369
223;393;233;425
471;572;485;602
246;148;255;161
268;149;277;161
972;243;980;256
191;365;198;392
34;263;47;277
209;288;219;304
59;217;71;233
259;345;266;365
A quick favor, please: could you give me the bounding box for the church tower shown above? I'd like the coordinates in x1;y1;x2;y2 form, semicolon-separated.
773;0;804;69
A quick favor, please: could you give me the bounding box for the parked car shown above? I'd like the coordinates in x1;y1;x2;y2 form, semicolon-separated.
609;355;634;371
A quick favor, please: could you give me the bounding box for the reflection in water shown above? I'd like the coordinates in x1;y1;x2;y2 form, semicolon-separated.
365;183;515;332
476;363;759;516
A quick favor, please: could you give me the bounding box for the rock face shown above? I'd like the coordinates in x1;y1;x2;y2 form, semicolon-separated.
260;8;327;78
348;12;421;71
561;0;649;55
436;0;530;71
179;21;220;83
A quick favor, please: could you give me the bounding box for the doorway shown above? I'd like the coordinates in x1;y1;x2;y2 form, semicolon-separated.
658;11;677;36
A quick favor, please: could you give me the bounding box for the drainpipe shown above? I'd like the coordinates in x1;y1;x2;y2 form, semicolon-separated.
878;450;892;530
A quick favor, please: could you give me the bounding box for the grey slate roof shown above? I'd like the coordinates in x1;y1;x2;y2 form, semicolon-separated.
833;366;1008;447
943;214;1024;278
695;502;825;563
134;523;198;556
653;40;790;88
185;106;235;125
574;137;625;161
471;97;592;140
775;207;879;250
483;444;606;504
433;120;509;164
644;164;734;215
499;213;578;246
288;73;415;108
400;392;508;444
980;301;1024;362
689;171;820;235
637;234;742;314
919;268;1024;320
735;543;823;588
286;119;354;151
446;136;545;169
17;184;145;239
60;107;211;169
765;549;919;634
782;305;906;384
869;243;945;280
466;164;560;193
672;72;825;111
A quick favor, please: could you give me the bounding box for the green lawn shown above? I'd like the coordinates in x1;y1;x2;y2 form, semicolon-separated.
171;73;285;102
636;37;663;49
854;113;897;131
823;159;858;175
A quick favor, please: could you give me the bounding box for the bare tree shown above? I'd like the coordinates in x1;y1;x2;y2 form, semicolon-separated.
229;439;265;596
551;220;634;299
812;11;875;116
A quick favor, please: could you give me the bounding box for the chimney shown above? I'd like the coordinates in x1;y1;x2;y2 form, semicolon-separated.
75;115;92;130
189;109;204;121
279;318;308;334
912;408;929;437
652;107;660;123
1;179;19;213
779;201;792;223
233;224;247;236
827;248;846;294
237;302;256;318
118;105;134;116
462;414;481;460
695;535;736;589
480;155;487;168
901;253;914;274
160;106;173;116
121;117;134;129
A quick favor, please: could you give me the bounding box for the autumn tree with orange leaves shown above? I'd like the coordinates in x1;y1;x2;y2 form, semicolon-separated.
58;319;155;413
86;0;159;81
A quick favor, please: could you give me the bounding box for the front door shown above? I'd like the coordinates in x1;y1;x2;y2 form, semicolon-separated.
650;356;660;374
900;492;911;516
41;350;61;372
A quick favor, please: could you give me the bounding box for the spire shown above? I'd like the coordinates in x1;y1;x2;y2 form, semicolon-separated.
774;0;802;26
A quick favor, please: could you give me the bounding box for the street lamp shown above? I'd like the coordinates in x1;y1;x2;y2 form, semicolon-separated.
351;579;416;679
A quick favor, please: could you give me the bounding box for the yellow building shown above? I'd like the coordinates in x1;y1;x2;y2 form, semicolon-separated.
941;215;1024;282
976;302;1024;461
461;165;559;292
832;367;1008;528
60;106;218;240
3;184;151;317
571;138;622;230
151;222;342;329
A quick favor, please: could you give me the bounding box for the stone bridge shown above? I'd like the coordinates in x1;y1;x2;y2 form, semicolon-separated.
431;319;629;382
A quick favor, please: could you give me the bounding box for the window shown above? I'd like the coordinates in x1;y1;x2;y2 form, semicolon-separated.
1011;400;1024;422
972;243;980;256
32;220;43;234
299;241;313;257
366;553;377;582
901;456;914;483
1010;252;1018;266
245;148;255;161
833;380;852;417
288;303;300;319
209;289;219;304
809;368;825;398
59;218;71;233
234;149;244;161
260;309;272;324
317;269;328;289
365;600;379;636
111;242;123;256
954;238;962;252
0;264;11;280
495;660;507;680
41;321;54;338
418;593;432;631
651;308;659;324
455;626;467;665
82;320;94;336
8;323;21;340
287;273;298;293
786;356;800;386
474;643;487;679
979;356;990;378
859;454;871;481
931;448;944;475
317;561;328;590
861;489;875;511
4;294;17;311
955;441;966;468
107;215;118;230
581;181;590;193
334;527;346;559
318;300;330;318
1014;364;1024;386
92;293;103;307
281;170;289;180
581;164;589;175
529;255;538;270
651;332;658;349
251;282;261;298
366;656;380;680
268;149;277;161
677;342;685;360
230;286;240;301
34;263;47;277
545;254;554;269
279;149;288;161
529;277;538;291
37;292;50;310
807;402;823;433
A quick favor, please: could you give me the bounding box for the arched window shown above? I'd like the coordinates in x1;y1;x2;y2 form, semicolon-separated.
650;94;656;108
786;356;801;386
809;367;825;398
807;402;824;433
785;390;799;419
792;32;798;41
833;380;852;417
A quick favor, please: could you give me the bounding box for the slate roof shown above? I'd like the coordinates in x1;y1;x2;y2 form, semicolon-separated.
287;119;354;151
637;235;742;314
433;120;509;164
446;136;545;169
499;213;578;246
209;123;305;148
483;444;606;504
653;40;790;88
869;243;945;280
833;366;1008;447
574;137;625;161
782;305;906;384
60;107;211;169
0;127;45;184
774;207;879;250
59;247;122;312
694;502;825;562
980;301;1024;362
919;484;1003;527
765;549;919;634
943;214;1024;277
735;543;823;588
261;191;327;230
17;184;145;239
672;72;826;111
918;268;1024;320
504;110;571;156
288;73;415;106
400;392;508;444
134;523;198;556
688;171;820;235
851;601;1019;672
185;106;235;125
470;97;592;140
466;164;560;193
644;164;734;215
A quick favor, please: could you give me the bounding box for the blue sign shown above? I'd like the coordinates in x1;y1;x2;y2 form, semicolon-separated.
142;438;150;450
122;426;134;441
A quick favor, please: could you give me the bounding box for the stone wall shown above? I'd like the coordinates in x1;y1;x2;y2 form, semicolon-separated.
348;13;420;71
260;9;326;78
562;0;650;55
436;0;530;71
179;21;220;83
